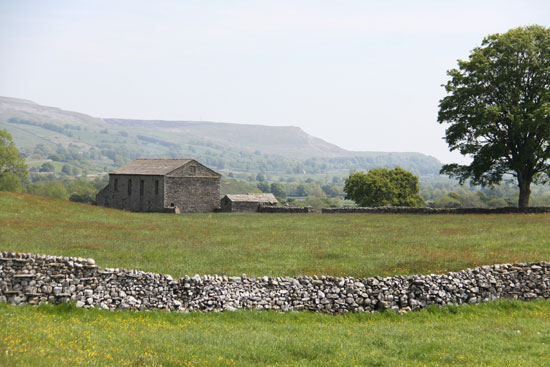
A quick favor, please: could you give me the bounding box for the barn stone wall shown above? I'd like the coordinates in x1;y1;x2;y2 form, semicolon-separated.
95;174;165;212
1;252;549;314
219;201;263;213
219;197;232;212
220;202;303;213
164;177;220;213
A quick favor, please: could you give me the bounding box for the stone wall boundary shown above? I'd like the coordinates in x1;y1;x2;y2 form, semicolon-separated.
259;206;313;213
322;206;550;214
1;252;549;314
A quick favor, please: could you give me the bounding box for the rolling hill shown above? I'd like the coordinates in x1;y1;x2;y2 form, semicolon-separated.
0;96;442;175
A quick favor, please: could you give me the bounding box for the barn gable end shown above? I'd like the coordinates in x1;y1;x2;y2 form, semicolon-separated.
166;160;221;178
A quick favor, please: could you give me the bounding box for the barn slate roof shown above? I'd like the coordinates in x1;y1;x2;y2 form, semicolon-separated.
111;158;193;175
224;193;278;203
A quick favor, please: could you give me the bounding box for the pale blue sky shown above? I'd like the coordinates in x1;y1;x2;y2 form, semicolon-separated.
1;0;549;163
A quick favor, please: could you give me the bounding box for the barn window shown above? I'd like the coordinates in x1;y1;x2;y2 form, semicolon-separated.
114;178;118;192
128;179;132;196
155;180;159;195
140;180;144;196
190;165;196;173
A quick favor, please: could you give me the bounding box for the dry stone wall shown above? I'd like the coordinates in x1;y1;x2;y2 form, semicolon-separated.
259;206;313;213
322;206;550;214
1;252;549;314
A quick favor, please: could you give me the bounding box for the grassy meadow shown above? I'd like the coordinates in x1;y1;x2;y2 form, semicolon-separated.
2;191;550;366
2;192;550;278
2;300;550;367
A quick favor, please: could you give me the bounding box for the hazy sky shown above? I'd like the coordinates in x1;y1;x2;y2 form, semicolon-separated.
1;1;548;163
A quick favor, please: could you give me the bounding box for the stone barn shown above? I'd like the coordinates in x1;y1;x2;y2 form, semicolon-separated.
220;193;278;212
96;159;221;213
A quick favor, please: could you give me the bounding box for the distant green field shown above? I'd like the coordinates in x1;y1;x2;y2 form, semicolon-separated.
2;192;550;366
1;191;550;278
25;159;82;174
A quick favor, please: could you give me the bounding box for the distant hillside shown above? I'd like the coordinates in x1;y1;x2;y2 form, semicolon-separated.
0;96;442;175
105;119;347;159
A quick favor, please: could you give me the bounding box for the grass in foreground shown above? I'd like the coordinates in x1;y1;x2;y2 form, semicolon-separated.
2;192;550;278
1;300;550;367
2;192;550;366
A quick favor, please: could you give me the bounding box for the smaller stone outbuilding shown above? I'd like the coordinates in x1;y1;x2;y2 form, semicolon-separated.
220;193;278;212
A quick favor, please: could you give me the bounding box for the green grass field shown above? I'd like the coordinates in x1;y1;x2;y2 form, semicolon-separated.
1;192;550;278
2;301;550;367
1;191;550;366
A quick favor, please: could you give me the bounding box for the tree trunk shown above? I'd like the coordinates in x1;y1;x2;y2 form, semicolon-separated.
518;176;532;209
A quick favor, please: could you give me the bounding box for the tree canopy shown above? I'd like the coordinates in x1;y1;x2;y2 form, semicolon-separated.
344;168;424;207
270;182;287;199
0;129;28;191
438;25;550;208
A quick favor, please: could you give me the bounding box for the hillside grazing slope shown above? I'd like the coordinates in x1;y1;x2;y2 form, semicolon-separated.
0;96;442;174
105;118;347;158
0;96;107;152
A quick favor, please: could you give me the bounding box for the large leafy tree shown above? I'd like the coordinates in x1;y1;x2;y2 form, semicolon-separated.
344;168;424;207
438;25;550;208
0;129;28;191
